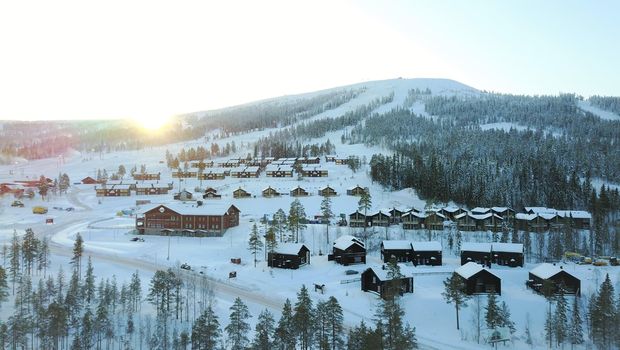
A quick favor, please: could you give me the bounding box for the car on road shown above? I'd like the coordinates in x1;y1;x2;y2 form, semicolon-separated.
345;270;359;275
65;207;75;212
33;206;48;214
180;263;191;270
130;237;145;242
11;200;24;207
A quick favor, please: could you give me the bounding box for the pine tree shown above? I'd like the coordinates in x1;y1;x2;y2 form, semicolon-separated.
288;199;307;243
554;288;568;347
226;297;252;349
248;223;264;268
8;232;20;295
252;309;275;350
325;296;344;350
265;227;278;256
272;209;287;242
0;267;8;310
315;300;330;350
442;273;471;330
321;196;334;250
21;228;38;275
569;296;584;346
591;274;616;349
485;292;501;330
293;285;315;350
192;305;221;350
498;301;515;334
273;299;296;350
83;256;96;305
358;191;372;236
71;233;84;279
37;236;51;277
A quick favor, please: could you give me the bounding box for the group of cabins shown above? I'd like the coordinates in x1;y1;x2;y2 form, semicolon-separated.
346;205;591;233
94;180;173;197
135;203;240;236
380;241;442;265
460;242;524;268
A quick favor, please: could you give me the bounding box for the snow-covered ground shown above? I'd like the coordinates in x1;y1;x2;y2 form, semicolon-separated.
577;100;620;121
0;79;617;349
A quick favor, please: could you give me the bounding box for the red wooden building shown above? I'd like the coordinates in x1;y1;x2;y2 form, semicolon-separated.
136;203;240;236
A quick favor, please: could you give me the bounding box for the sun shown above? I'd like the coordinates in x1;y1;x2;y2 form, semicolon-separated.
131;113;171;131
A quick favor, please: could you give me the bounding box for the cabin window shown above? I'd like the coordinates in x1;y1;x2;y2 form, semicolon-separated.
372;277;376;284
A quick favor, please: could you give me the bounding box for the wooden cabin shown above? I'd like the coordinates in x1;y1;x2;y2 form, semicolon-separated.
440;207;465;221
388;208;406;224
233;188;251;199
231;166;260;178
491;207;515;220
454;262;501;295
95;184;131;197
347;185;368;196
460;242;492;267
173;190;193;201
81;176;99;185
262;186;281;198
381;241;413;263
318;186;337;197
361;267;414;299
401;211;426;230
491;243;524;267
424;211;447;230
133;172;161;181
527;263;580;296
136;203;240;236
556;210;591;230
454;213;476;231
267;244;310;269
334;157;349;165
135;183;172;195
325;155;337;162
471;207;491;215
290;186;309;197
198;168;226;180
299;156;321;164
172;170;197;178
300;166;328;177
411;241;442;266
369;210;391;227
265;164;294;177
349;211;369;228
328;235;366;265
203;191;222;199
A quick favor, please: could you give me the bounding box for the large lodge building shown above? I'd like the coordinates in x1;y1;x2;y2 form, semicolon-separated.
136;203;240;236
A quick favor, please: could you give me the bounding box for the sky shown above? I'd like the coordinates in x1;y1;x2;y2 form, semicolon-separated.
0;0;618;121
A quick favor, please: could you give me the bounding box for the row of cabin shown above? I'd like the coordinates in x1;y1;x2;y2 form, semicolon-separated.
515;208;591;231
299;166;328;177
95;181;173;197
380;241;442;265
230;166;261;178
231;186;339;198
265;165;294;177
324;155;352;165
453;262;580;296
460;242;524;267
135;203;240;236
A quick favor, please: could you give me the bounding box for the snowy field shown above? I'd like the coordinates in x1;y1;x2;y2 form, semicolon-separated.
1;79;618;349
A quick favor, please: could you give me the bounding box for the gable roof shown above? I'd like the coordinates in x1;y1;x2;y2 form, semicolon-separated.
529;263;574;280
141;203;238;216
492;243;523;253
273;243;308;256
333;235;365;250
363;266;406;282
412;241;442;251
455;262;485;279
460;242;492;253
382;240;412;250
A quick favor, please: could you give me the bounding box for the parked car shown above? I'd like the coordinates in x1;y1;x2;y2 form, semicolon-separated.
11;200;24;207
345;270;359;275
65;207;75;212
180;263;191;270
32;206;48;214
130;237;145;242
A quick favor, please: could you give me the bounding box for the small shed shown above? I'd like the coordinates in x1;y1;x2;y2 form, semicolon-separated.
460;242;492;267
318;186;337;197
411;241;442;266
290;186;309;197
527;263;580;296
267;244;310;269
381;241;413;263
454;262;501;295
233;188;251;199
491;243;524;267
81;176;99;185
328;235;366;265
361;267;414;299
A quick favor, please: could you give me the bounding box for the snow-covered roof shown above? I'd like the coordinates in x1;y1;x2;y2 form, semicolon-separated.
372;210;392;217
469;213;494;220
141;203;235;216
525;207;555;214
442;206;461;213
135;183;169;189
347;185;365;190
412;241;442;251
454;212;467;220
301;165;325;171
460;242;491;252
382;240;412;250
492;243;523;253
364;266;399;281
290;186;307;191
455;262;484;279
203;167;227;173
273;243;307;256
244;166;260;172
471;207;490;214
539;213;557;220
402;211;426;219
515;213;537;221
262;186;279;192
555;210;591;219
333;235;364;250
530;263;563;279
109;184;132;190
491;207;511;213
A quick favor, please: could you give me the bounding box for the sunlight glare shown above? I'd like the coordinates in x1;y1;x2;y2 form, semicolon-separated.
132;113;170;132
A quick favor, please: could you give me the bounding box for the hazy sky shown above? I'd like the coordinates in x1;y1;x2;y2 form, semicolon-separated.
1;0;618;121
